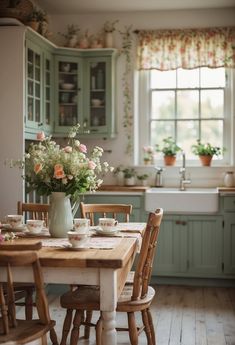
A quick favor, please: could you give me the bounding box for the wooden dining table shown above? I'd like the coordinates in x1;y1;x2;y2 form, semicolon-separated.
0;222;146;345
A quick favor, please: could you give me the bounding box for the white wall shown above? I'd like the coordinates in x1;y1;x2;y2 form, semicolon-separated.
46;8;235;186
0;26;25;219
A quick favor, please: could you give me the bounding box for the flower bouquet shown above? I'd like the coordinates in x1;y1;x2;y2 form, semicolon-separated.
11;124;113;237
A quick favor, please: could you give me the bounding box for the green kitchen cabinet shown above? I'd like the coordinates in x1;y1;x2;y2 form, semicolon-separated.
25;32;54;139
152;215;184;276
153;214;223;278
54;49;117;138
54;55;83;133
186;215;223;277
222;195;235;275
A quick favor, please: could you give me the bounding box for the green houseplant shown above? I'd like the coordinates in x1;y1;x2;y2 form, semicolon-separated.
191;139;224;166
156;137;182;166
123;168;136;186
137;173;149;186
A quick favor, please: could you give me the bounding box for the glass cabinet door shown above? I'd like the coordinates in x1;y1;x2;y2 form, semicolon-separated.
55;57;82;131
26;44;42;128
43;52;53;131
88;60;107;131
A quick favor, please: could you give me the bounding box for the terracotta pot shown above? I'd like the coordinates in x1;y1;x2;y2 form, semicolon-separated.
199;155;213;166
27;20;39;32
164;155;176;166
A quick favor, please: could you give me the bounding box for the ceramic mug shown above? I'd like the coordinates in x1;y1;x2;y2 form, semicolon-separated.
6;215;23;228
73;218;90;234
26;219;44;234
67;231;89;248
98;218;118;232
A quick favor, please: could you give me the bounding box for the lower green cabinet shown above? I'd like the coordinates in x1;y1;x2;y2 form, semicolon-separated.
153;214;223;278
222;195;235;275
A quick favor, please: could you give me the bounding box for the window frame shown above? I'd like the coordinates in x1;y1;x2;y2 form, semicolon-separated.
137;68;234;167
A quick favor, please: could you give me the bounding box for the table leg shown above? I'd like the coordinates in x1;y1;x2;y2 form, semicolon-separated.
100;269;117;345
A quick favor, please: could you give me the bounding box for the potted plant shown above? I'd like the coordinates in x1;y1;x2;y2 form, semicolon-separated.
123;168;136;186
156;137;182;166
191;139;224;166
103;19;119;48
58;24;80;48
27;7;44;31
137;173;149;187
113;165;125;186
143;146;154;165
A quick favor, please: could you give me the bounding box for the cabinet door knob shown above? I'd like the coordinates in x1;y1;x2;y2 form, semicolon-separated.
38;122;43;127
175;220;181;225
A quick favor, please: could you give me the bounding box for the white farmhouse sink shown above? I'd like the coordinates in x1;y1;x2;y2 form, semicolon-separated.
145;187;219;214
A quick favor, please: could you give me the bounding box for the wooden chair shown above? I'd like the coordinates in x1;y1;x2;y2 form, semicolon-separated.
76;202;133;338
0;245;57;345
60;208;163;345
80;202;133;225
17;201;50;227
15;202;50;321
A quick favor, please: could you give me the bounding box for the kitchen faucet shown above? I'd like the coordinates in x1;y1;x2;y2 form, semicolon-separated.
179;152;191;191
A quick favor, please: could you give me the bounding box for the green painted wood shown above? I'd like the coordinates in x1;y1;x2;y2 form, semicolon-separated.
153;215;182;276
223;196;235;212
187;215;223;277
224;214;235;274
54;54;83;134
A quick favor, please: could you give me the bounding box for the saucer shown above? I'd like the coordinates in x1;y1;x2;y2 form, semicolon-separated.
94;227;119;236
64;244;88;251
2;224;27;232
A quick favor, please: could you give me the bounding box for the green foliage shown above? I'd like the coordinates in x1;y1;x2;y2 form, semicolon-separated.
156;137;182;157
137;174;149;180
191;139;224;157
123;168;136;179
28;7;47;22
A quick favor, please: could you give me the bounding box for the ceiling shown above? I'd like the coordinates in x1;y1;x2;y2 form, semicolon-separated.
36;0;235;14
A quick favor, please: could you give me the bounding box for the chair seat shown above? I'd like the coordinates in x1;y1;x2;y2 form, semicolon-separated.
60;285;155;312
0;319;55;345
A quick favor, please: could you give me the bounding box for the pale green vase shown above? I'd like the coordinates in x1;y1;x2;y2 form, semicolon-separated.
49;192;73;238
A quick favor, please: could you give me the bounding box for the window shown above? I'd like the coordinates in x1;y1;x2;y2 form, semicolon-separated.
138;67;233;165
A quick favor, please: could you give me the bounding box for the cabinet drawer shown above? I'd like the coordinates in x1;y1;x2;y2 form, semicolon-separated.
224;196;235;212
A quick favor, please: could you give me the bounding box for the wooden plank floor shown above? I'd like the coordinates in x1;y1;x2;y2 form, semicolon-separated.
17;285;235;345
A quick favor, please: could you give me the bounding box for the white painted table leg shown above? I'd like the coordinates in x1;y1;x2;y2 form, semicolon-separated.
100;268;118;345
101;311;117;345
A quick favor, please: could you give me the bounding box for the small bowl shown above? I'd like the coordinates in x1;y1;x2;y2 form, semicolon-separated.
67;231;89;248
6;215;23;228
61;83;75;90
26;220;44;234
91;99;102;107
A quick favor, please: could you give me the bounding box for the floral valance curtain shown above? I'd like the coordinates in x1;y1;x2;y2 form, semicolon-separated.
137;27;235;70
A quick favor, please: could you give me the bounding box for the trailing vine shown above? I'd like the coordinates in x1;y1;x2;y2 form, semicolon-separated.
119;25;134;155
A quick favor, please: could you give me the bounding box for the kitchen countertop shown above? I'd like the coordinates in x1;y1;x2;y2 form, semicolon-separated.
98;185;149;192
98;185;235;193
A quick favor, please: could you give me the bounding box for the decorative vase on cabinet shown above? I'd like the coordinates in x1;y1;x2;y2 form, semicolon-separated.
49;192;73;238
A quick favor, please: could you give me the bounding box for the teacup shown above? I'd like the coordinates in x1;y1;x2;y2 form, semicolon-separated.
67;231;89;248
74;218;90;234
26;220;44;234
6;215;23;228
98;218;118;232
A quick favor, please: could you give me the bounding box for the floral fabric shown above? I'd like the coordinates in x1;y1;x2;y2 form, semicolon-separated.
137;27;235;70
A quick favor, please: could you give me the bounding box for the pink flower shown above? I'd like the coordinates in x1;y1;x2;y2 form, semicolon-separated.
37;131;45;141
34;163;43;174
64;146;72;153
79;144;87;153
0;234;4;243
88;161;96;170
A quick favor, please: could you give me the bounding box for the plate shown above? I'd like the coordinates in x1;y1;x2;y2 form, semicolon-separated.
2;224;27;232
94;227;119;236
